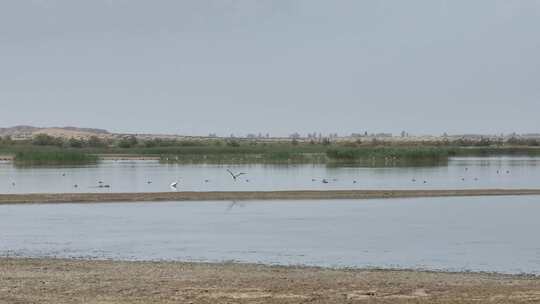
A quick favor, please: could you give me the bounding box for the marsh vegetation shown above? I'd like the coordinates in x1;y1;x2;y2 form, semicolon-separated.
1;134;540;166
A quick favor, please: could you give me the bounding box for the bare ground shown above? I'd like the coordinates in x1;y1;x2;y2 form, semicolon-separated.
1;189;540;205
1;258;539;304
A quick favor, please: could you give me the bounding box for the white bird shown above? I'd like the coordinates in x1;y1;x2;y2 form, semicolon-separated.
227;169;246;181
170;181;179;190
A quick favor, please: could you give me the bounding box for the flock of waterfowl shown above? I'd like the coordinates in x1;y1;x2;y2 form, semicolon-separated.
11;168;510;191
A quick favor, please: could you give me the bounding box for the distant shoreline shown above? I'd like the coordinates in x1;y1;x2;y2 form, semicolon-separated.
1;189;540;205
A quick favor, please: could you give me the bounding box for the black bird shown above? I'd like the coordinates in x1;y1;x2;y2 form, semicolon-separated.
227;169;246;181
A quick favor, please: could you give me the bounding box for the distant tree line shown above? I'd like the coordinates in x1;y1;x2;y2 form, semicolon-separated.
1;133;539;150
30;134;109;148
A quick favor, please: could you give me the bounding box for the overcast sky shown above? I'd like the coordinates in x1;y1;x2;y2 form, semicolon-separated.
1;1;539;136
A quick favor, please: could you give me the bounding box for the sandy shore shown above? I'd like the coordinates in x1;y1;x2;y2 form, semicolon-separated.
1;258;539;303
1;189;540;205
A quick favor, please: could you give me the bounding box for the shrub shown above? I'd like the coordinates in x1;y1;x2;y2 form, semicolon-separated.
118;136;138;148
68;138;84;148
226;140;241;147
32;134;63;146
87;136;107;148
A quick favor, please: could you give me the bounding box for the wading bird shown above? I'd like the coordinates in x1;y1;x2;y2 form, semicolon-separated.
227;169;246;181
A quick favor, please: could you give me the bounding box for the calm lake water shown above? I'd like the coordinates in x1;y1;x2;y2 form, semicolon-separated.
1;157;540;193
1;196;540;274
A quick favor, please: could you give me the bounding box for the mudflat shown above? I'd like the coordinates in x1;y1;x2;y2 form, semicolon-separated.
1;258;539;303
1;189;540;205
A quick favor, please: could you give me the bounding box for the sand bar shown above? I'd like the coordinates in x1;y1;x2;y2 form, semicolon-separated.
1;189;540;204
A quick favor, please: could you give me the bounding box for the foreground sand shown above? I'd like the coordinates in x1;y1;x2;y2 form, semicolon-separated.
2;189;540;204
1;258;539;303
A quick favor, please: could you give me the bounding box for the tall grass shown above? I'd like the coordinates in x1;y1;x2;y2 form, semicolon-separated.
14;151;98;166
3;140;540;166
325;147;451;166
160;151;326;164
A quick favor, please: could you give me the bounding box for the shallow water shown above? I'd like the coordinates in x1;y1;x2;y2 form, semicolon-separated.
1;157;540;193
1;196;540;274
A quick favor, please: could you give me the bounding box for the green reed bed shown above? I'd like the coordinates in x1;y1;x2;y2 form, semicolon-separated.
14;150;98;166
326;146;450;162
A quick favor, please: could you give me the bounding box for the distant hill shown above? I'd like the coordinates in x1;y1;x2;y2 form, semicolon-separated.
0;125;40;136
0;125;110;139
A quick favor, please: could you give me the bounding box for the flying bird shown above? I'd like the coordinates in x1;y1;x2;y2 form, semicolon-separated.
227;169;246;181
170;181;179;190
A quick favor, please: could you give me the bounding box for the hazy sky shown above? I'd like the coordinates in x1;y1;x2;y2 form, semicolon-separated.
1;1;539;136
